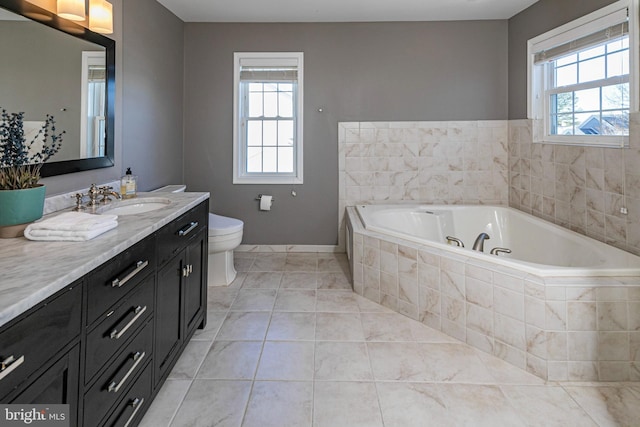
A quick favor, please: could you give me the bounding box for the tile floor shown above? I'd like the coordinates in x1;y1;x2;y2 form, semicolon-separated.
140;252;640;427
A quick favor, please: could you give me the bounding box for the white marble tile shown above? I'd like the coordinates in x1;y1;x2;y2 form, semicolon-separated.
255;341;314;380
196;341;262;380
314;342;373;381
242;381;312;427
564;386;640;427
207;289;238;311
313;382;383;427
284;253;317;272
316;290;361;312
139;379;191;427
377;382;448;427
250;254;287;271
475;351;545;385
216;311;270;341
192;310;227;341
241;272;283;289
438;384;526;426
229;289;277;311
266;312;316;341
170;380;251;427
317;272;352;290
280;272;317;289
168;341;211;380
501;385;597;427
274;290;316;312
315;313;365;341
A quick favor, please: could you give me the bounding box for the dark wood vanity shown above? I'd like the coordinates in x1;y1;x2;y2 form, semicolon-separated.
0;200;208;427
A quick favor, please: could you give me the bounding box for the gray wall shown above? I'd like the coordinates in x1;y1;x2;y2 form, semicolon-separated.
184;21;508;245
39;0;185;195
121;0;184;191
507;0;617;119
0;21;102;162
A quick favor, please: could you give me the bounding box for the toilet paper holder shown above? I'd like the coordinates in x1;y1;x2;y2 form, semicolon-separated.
255;194;275;201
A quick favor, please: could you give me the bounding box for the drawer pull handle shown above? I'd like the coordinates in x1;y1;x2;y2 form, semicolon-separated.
107;351;145;393
110;306;147;340
177;221;198;237
112;260;149;288
0;355;24;382
123;397;145;427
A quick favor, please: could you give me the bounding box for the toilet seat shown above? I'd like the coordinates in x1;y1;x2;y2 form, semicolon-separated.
209;213;243;237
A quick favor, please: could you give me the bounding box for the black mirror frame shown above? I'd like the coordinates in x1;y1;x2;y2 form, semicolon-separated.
0;0;115;177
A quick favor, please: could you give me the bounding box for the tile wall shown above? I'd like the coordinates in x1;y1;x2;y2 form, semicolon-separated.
338;121;510;249
509;118;640;256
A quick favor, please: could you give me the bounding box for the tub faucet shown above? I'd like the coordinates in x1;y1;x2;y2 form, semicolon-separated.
472;233;490;252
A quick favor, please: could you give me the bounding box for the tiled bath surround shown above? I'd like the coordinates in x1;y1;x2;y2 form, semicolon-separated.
347;207;640;381
337;121;509;249
338;120;640;380
509;117;640;256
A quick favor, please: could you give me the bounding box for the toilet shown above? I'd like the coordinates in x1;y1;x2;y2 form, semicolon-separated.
152;185;244;286
207;213;243;286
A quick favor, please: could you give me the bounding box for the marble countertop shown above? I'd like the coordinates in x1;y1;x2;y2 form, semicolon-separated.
0;191;209;329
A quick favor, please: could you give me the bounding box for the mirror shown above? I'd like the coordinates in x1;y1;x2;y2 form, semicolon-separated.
0;0;115;177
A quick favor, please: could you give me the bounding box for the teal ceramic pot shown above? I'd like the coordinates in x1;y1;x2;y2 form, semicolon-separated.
0;185;46;227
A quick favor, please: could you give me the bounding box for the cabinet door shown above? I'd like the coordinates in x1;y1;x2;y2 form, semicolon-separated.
11;345;80;427
183;231;207;337
154;255;184;386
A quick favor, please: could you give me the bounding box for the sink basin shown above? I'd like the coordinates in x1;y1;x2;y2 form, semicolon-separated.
97;197;172;215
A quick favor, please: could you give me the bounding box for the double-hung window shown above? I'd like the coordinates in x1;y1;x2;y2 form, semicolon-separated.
528;0;639;147
233;52;304;184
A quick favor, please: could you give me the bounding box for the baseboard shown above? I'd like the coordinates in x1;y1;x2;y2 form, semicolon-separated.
236;244;343;253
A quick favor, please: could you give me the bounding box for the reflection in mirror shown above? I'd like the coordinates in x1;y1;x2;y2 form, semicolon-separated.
0;0;114;177
81;51;106;158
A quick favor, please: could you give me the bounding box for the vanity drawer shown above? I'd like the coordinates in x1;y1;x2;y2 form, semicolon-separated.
83;320;152;427
100;362;152;427
0;284;82;401
85;274;154;382
157;201;207;266
87;236;156;325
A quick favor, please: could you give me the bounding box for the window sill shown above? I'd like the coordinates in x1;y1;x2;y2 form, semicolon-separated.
535;135;629;148
233;176;304;185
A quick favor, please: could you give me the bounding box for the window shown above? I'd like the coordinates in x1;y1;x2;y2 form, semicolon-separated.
233;52;303;184
80;51;106;158
528;0;639;147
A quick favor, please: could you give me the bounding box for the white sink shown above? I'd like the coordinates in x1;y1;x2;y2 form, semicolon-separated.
97;197;172;215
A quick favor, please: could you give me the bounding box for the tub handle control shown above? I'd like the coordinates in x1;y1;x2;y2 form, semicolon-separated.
490;247;512;256
446;236;464;247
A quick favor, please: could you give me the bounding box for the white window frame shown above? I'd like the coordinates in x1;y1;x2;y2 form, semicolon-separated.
80;51;106;158
233;52;304;184
527;0;639;148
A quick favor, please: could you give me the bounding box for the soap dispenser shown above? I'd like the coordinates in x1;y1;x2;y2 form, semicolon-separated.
120;167;137;199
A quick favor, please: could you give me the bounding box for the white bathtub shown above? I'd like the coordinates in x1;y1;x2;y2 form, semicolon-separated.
356;204;640;277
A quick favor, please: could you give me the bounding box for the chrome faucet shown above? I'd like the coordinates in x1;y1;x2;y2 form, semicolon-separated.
472;233;490;252
446;236;464;247
490;247;512;256
99;186;122;203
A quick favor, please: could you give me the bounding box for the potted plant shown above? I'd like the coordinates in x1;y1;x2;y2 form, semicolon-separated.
0;109;64;237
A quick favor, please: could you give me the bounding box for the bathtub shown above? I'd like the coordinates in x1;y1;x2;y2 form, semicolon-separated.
355;204;640;277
